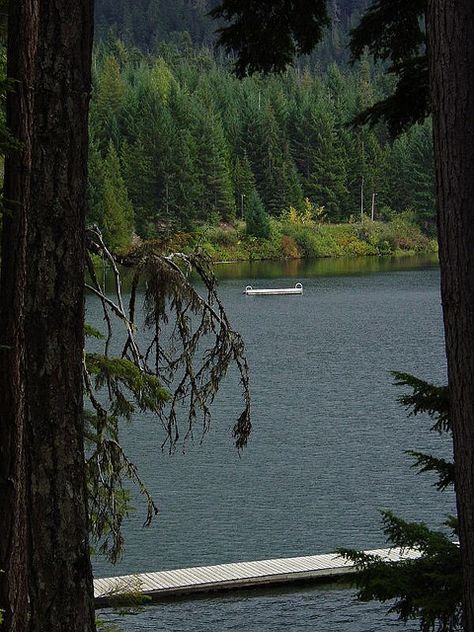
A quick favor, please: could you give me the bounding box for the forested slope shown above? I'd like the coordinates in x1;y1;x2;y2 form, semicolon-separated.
89;39;435;249
94;0;369;52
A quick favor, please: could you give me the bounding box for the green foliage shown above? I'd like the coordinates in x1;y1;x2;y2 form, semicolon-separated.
96;620;122;632
245;190;270;239
86;39;436;242
341;515;461;631
95;0;217;51
211;0;429;136
210;0;329;77
85;323;105;340
233;155;256;216
190;216;435;263
86;354;170;419
392;371;449;433
194;108;236;221
89;141;134;249
99;576;152;613
105;143;134;247
349;0;428;137
340;372;462;631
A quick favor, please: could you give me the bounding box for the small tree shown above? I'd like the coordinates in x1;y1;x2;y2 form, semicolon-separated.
245;190;271;239
101;142;134;250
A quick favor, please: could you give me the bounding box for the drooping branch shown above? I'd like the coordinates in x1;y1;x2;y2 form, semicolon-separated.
84;226;251;560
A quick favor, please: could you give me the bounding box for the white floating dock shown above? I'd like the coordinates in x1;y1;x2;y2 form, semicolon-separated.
244;282;303;296
94;547;420;606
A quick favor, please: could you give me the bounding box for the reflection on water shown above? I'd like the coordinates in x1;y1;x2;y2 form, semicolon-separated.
91;254;439;292
214;254;438;281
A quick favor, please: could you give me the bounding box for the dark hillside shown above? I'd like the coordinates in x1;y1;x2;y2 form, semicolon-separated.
94;0;369;53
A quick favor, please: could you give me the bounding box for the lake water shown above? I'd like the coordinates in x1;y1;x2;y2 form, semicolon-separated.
90;255;455;631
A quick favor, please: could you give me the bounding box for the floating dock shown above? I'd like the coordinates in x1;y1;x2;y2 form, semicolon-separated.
244;282;303;296
94;547;420;606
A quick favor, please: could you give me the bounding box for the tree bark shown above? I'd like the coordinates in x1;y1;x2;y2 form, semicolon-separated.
22;1;96;630
0;2;38;630
0;1;96;630
427;2;474;630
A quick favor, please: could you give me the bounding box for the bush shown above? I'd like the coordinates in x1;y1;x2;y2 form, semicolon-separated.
281;234;301;258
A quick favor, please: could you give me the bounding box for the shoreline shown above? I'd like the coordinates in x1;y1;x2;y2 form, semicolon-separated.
179;218;438;265
211;250;438;266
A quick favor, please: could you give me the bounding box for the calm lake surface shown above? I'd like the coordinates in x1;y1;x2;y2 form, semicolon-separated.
91;255;454;631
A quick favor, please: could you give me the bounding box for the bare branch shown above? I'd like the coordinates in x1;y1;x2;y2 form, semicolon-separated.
84;227;251;560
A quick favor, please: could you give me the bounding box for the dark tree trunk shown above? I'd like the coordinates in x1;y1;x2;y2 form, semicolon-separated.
1;1;96;630
0;2;38;631
22;1;96;630
427;2;474;630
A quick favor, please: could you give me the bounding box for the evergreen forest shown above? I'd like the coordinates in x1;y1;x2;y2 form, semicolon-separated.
89;0;435;252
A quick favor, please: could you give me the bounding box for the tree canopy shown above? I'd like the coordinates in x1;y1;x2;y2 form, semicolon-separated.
88;39;436;241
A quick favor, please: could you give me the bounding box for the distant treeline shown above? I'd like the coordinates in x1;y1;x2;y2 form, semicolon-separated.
94;0;368;53
88;39;435;249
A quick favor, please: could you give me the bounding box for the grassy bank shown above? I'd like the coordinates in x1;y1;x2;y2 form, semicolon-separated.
157;215;437;263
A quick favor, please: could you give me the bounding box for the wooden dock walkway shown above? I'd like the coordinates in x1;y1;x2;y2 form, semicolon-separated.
94;547;420;606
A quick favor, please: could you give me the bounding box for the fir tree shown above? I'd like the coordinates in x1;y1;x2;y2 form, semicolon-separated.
291;94;348;219
166;129;202;229
94;54;126;149
120;137;156;237
87;39;437;234
193;107;236;222
100;142;134;249
245;190;271;238
233;155;257;219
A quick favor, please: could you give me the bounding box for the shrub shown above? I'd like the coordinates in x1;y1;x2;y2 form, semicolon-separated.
281;234;301;258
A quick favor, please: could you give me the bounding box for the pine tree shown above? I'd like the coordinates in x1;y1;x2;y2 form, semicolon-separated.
101;142;134;249
94;53;126;148
120;137;157;237
86;35;436;236
233;154;257;219
87;136;106;226
149;57;174;102
193;107;236;222
166;129;202;229
245;190;271;238
244;101;303;216
291;94;348;220
406;122;435;229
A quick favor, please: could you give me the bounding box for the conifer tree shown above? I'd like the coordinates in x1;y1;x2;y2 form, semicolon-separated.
291;94;348;219
245;190;271;238
166;129;202;229
87;136;106;226
94;54;126;148
406;122;435;228
101;142;134;249
193;107;236;222
149;57;174;102
120;136;156;237
86;35;437;233
243;102;303;216
233;155;257;219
